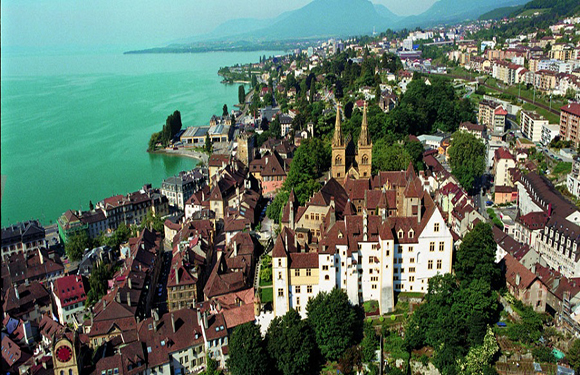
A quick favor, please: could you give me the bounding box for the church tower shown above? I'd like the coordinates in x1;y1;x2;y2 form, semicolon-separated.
53;329;81;375
356;101;373;178
331;104;346;179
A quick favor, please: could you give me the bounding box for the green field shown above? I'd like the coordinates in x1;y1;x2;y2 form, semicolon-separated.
260;287;273;303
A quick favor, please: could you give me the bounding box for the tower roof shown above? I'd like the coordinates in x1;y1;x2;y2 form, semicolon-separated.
358;101;370;147
332;104;343;147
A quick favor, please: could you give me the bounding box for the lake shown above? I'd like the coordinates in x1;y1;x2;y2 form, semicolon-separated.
1;49;278;226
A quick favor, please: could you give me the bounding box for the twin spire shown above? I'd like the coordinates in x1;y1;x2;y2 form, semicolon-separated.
332;101;370;147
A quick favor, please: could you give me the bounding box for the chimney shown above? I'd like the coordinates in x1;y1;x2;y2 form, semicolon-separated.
203;312;209;329
127;292;131;307
128;277;132;289
363;209;368;242
90;312;94;326
197;308;202;325
39;249;44;264
233;241;238;257
175;267;180;285
171;313;176;333
13;284;19;300
115;293;121;303
516;273;521;286
102;300;106;310
532;264;537;274
289;198;295;230
42;361;48;370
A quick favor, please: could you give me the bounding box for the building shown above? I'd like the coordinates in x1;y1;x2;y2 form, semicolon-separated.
568;158;580;199
249;151;289;196
560;103;580;147
274;166;453;318
501;254;547;312
541;123;560;146
180;124;233;145
167;243;201;312
458;122;486;139
478;100;507;132
493;148;516;187
279;114;293;137
331;103;373;180
1;220;47;261
521;110;549;143
236;133;255;167
52;275;88;325
161;169;206;210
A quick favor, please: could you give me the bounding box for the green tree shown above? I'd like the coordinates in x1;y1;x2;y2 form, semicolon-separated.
227;322;269;375
567;339;580;372
372;140;411;173
306;288;362;361
199;355;222;375
205;133;213;153
266;191;289;224
139;210;164;233
361;321;379;363
238;85;246;104
266;309;319;375
455;222;500;289
457;327;499;375
251;74;258;88
65;231;91;261
448;131;486;192
87;262;114;305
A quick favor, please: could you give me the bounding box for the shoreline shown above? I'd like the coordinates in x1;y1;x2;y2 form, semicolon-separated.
149;148;210;165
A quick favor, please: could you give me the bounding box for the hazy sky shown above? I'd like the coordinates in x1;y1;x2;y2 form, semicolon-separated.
1;0;436;50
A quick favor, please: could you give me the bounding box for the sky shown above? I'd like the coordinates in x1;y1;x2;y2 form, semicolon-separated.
1;0;436;50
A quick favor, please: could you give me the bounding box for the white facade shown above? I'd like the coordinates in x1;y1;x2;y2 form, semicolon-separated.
521;110;548;143
541;124;560;146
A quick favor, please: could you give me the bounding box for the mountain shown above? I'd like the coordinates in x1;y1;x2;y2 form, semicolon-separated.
399;0;530;28
175;0;401;44
478;4;525;20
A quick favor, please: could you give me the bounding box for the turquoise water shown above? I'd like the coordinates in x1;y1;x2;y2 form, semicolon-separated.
1;50;275;226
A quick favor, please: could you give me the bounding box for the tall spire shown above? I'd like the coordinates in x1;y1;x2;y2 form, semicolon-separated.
359;101;369;147
333;104;343;147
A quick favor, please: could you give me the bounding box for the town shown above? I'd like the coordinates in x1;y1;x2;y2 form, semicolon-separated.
3;1;580;374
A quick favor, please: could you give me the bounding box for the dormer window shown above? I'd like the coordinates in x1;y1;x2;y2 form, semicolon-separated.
398;229;403;239
409;229;414;238
338;231;343;239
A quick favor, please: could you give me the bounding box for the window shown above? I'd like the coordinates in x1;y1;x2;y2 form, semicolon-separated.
278;289;284;297
372;284;378;289
439;242;445;252
306;269;312;276
400;268;404;273
408;230;414;238
394;276;399;281
278;259;282;267
307;285;313;293
393;268;398;274
434;223;440;232
430;242;435;252
294;269;300;277
408;246;413;252
278;272;282;280
371;276;379;282
397;247;403;254
410;258;415;263
409;276;415;282
295;286;301;293
323;265;329;271
398;258;403;264
428;260;433;270
409;267;415;273
316;214;320;220
325;275;330;280
297;306;301;312
437;260;442;270
296;297;300;305
398;230;403;238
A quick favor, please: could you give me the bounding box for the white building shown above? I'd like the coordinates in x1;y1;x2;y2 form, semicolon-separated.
521;110;549;143
52;275;87;325
273;183;453;318
541;123;560;146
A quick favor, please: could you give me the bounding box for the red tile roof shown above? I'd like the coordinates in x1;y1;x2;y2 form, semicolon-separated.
54;275;87;308
503;253;538;291
561;103;580;117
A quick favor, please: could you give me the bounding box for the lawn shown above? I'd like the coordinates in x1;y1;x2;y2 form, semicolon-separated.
260;287;273;303
553;162;572;175
521;103;560;124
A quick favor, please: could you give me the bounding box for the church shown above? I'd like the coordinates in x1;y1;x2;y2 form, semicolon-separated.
331;101;373;180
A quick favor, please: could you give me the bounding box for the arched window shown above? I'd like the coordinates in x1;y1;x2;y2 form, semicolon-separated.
69;369;74;375
60;371;64;375
362;154;369;165
335;155;342;165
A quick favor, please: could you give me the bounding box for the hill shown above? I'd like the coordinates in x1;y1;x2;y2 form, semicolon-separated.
478;4;525;20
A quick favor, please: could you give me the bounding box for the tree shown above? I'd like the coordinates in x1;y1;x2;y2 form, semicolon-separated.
87;262;114;305
361;321;379;363
65;231;91;261
238;85;246;104
306;288;362;361
227;322;270;375
199;355;222;375
205;133;213;153
339;346;362;375
455;222;500;289
568;339;580;372
266;309;318;375
223;104;228;117
448;131;486;192
372;140;411;173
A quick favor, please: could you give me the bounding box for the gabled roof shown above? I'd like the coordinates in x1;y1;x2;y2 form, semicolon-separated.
503;253;538;291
